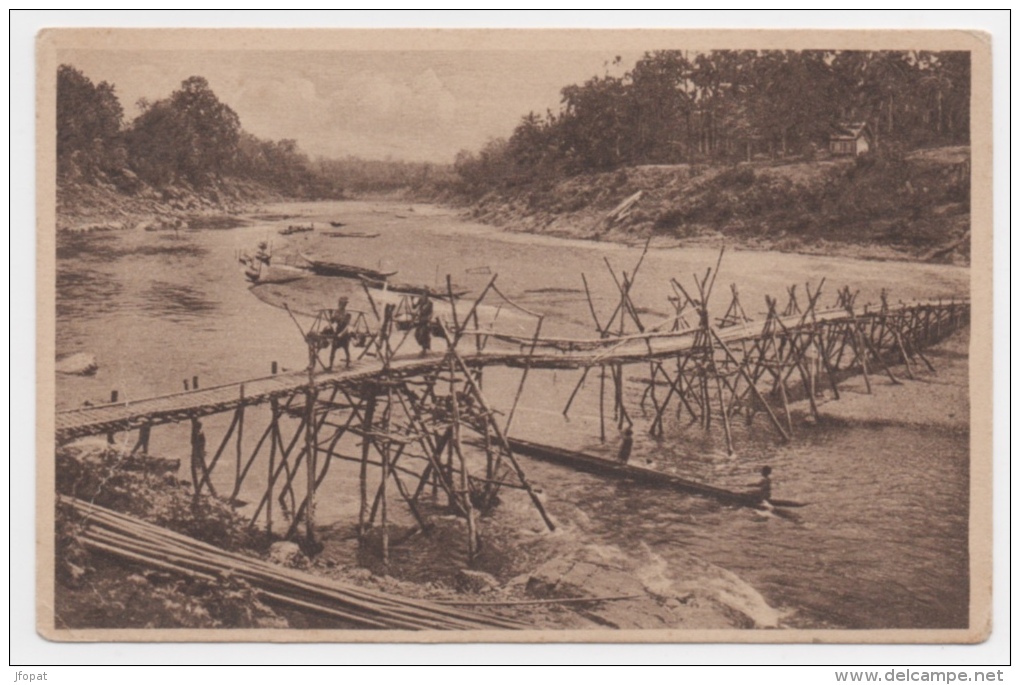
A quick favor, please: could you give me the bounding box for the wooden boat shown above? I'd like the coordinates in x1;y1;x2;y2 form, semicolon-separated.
329;221;346;228
300;254;397;281
505;437;806;509
243;263;308;285
358;275;468;300
279;224;315;236
322;231;380;239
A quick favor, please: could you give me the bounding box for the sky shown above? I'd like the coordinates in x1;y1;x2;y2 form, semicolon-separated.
60;49;641;164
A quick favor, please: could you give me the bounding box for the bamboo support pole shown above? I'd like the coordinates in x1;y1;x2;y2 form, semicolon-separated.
598;365;606;442
284;432;339;541
266;399;278;534
231;406;275;502
503;316;544;436
194;410;239;496
581;273;603;333
446;344;555;531
453;274;498;345
234;384;245;493
446;275;461;338
304;344;318;545
709;328;790;442
562;367;590;417
856;319;902;386
893;329;916;380
449;355;477;560
189;418;201;503
380;389;391;565
247;396;303;525
715;374;734;455
358;394;377;539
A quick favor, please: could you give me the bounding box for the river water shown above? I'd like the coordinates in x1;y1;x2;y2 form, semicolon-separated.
54;200;971;630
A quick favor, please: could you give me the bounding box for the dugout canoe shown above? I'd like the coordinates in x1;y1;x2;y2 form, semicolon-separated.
506;437;806;509
323;231;380;239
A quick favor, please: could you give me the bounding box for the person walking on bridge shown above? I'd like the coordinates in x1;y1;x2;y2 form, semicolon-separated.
327;297;353;369
414;294;435;356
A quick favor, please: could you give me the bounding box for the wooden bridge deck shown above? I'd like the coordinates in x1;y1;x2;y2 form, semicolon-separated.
54;299;968;443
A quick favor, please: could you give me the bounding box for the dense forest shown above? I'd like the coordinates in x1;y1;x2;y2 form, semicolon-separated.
56;65;444;199
453;49;970;196
57;65;332;197
57;48;970;219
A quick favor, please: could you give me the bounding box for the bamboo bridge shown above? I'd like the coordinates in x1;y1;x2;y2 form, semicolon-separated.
54;246;970;568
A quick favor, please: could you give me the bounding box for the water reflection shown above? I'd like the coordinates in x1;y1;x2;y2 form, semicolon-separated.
140;281;218;320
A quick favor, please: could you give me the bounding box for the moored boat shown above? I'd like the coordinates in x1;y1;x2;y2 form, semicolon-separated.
243;263;309;285
300;254;397;281
358;275;468;300
279;224;315;236
323;231;380;239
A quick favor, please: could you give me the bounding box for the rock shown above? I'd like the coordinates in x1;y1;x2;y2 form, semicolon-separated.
62;562;88;586
268;541;306;568
504;573;531;589
347;567;372;581
527;555;641;601
254;613;290;629
56;352;98;376
126;573;149;587
455;569;499;593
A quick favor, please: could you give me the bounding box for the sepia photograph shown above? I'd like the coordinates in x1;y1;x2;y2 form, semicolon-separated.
34;27;992;645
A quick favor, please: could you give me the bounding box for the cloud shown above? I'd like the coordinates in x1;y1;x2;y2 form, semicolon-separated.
228;76;325;141
211;67;460;160
325;68;458;144
63;48;630;163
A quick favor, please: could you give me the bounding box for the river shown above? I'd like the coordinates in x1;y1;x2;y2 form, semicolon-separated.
54;199;971;630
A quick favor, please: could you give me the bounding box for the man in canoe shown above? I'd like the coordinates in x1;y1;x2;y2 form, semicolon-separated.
255;240;271;266
747;465;773;506
617;426;634;464
414;294;435;355
325;297;353;369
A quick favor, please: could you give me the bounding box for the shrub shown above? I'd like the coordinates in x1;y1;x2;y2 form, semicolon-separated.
715;166;756;188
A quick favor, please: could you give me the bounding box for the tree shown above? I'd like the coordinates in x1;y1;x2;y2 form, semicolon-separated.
457;48;970;185
626;51;695;162
56;65;124;178
126;76;241;186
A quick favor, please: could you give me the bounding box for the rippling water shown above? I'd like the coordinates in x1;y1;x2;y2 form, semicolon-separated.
54;200;971;629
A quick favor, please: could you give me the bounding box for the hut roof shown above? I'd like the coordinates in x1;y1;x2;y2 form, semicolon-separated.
829;121;871;141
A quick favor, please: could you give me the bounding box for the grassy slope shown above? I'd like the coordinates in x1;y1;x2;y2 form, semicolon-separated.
464;146;971;264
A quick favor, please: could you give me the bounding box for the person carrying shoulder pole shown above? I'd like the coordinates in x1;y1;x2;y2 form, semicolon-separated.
328;297;353;369
414;293;434;356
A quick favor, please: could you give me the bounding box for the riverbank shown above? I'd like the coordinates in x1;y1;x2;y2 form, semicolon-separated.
56;176;280;233
452;146;971;265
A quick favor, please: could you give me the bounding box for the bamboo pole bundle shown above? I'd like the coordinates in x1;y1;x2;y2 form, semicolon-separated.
61;496;525;631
